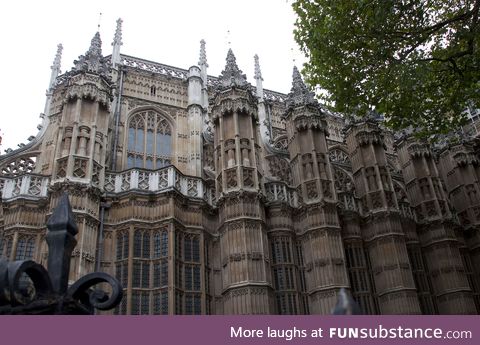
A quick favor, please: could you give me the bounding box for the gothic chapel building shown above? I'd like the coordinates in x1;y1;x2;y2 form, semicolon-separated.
1;20;479;315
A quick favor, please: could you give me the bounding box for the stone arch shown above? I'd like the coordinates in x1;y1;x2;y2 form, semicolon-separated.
328;146;351;167
124;107;176;170
333;166;354;193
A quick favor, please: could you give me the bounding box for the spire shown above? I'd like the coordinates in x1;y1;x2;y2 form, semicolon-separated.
253;54;263;81
253;54;264;100
286;66;317;108
49;44;63;90
111;18;123;67
112;18;123;46
218;49;248;89
199;39;208;67
52;44;63;72
73;32;109;75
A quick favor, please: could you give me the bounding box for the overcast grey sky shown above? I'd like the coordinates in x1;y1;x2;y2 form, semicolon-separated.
0;0;306;151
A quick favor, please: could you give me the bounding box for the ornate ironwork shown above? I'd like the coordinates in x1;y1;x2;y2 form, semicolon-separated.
0;193;122;314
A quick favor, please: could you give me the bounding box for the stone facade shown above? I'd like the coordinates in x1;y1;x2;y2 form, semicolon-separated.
1;22;479;315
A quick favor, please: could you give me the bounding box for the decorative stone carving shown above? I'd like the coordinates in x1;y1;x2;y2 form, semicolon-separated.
1;156;37;177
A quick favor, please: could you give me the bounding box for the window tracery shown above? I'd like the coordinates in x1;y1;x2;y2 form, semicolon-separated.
127;110;172;169
328;148;351;166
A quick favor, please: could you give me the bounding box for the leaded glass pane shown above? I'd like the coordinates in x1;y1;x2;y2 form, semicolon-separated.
131;292;140;315
194;295;201;315
142;262;150;288
133;262;141;288
116;233;124;260
156;133;171;156
184;238;192;261
128;127;135;150
135;129;144;152
185;266;192;290
5;238;12;259
153;263;161;287
192;238;200;262
161;231;168;257
193;266;200;291
15;238;26;260
134;231;142;257
25;238;34;260
146;130;154;154
185;294;193;314
161;291;168;315
126;111;172;169
154;233;161;258
142;232;150;258
123;233;129;259
141;291;150;314
161;260;168;286
146;157;153;169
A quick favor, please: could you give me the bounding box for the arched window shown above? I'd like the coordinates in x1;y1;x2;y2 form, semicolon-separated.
127;110;172;169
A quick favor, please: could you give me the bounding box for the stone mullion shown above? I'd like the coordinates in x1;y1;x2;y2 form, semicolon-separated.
233;111;243;188
248;114;260;189
168;223;175;315
308;128;323;199
10;231;19;261
199;231;206;315
218;115;226;194
66;98;82;177
126;225;134;314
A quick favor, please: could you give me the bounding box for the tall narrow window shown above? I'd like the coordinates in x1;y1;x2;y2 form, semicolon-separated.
127;110;172;169
150;85;157;96
15;236;35;260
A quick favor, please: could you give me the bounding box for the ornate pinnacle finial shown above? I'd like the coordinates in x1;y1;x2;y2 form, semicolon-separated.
286;66;317;107
292;66;307;92
218;49;248;89
52;44;63;71
254;54;263;81
199;39;208;67
73;32;109;75
112;18;123;46
88;32;103;56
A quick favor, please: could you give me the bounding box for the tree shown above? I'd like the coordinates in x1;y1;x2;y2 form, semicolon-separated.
293;0;479;138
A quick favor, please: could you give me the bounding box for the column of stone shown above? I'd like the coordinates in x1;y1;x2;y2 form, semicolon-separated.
285;67;349;314
436;140;480;311
396;134;475;314
399;196;438;314
212;49;273;314
339;203;379;314
187;65;204;177
44;32;115;283
344;118;420;314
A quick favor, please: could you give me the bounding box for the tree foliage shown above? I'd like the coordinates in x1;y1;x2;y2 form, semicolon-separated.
293;0;480;138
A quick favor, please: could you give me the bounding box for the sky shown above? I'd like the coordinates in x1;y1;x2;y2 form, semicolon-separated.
0;0;306;152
